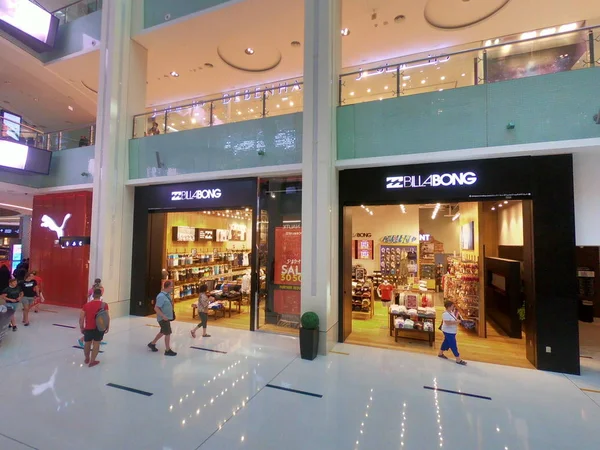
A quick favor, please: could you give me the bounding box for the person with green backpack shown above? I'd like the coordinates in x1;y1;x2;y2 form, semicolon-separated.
79;288;110;368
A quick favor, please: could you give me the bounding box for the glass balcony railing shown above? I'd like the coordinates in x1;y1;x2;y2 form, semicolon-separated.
133;24;599;138
52;0;103;26
133;80;303;139
340;24;599;107
0;117;95;151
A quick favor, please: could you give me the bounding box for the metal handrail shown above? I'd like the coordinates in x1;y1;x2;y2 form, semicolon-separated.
137;82;304;119
0;116;44;134
51;0;99;14
340;24;598;78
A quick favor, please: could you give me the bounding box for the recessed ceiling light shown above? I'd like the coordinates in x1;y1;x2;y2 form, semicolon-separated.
291;41;301;47
384;85;389;90
504;200;508;204
440;76;446;81
341;28;350;36
367;88;371;93
191;118;196;124
68;105;74;111
461;73;466;77
350;91;355;96
402;83;406;87
421;80;426;84
491;207;496;211
402;75;411;80
245;48;255;55
170;71;179;77
289;101;294;106
237;111;241;115
34;98;39;102
276;104;280;108
394;15;406;23
204;63;214;68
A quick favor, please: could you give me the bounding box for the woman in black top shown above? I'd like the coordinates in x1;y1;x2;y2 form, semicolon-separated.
0;265;10;292
19;273;38;326
1;278;23;331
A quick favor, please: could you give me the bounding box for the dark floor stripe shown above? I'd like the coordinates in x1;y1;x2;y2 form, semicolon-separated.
190;346;227;354
0;432;38;450
580;356;593;359
72;346;104;353
53;323;75;329
106;383;153;397
329;350;350;356
266;384;323;398
424;386;492;401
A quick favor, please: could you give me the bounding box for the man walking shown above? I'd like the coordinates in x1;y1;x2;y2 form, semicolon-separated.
79;289;109;367
148;280;177;356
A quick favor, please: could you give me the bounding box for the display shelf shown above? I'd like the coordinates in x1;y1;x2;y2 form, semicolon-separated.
388;311;436;347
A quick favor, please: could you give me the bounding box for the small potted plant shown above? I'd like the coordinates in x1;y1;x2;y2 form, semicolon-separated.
300;312;319;360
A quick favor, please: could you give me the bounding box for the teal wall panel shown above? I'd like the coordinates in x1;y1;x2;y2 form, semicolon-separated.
338;68;600;160
42;10;102;62
0;146;94;188
129;114;302;179
144;0;233;29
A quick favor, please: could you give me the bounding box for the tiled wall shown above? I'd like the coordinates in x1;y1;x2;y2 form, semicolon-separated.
338;67;600;160
129;113;302;179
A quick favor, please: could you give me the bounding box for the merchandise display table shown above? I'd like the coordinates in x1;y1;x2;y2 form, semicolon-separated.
192;294;242;320
389;311;436;347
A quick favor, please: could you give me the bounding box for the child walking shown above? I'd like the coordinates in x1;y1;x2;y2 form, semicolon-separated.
191;284;212;338
438;300;467;365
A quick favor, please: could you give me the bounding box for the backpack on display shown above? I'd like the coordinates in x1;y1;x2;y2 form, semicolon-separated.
95;303;109;332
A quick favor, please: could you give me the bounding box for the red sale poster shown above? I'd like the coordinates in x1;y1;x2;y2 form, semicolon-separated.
274;227;302;315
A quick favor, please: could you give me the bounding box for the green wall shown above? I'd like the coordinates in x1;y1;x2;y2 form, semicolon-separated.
338;68;600;159
129;113;302;179
144;0;233;29
42;10;102;62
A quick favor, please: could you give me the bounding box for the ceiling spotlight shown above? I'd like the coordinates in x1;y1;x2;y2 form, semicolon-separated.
384;85;389;90
491;207;496;211
394;15;406;23
421;79;426;84
276;104;280;108
289;101;294;106
68;105;74;111
498;204;503;207
350;91;355;96
341;28;350;36
291;41;301;47
440;76;446;81
461;73;466;77
504;200;508;204
367;88;371;93
245;48;255;55
204;63;214;68
170;71;179;77
402;75;411;80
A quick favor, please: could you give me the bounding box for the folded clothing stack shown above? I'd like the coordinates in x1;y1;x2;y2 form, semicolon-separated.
403;319;415;329
394;317;405;328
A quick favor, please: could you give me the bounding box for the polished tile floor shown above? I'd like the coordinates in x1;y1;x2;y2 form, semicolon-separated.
1;307;599;450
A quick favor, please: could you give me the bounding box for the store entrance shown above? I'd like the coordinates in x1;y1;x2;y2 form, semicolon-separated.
154;208;254;330
342;200;535;368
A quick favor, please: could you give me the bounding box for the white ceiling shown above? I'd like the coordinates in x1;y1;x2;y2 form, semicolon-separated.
2;0;600;130
0;38;97;131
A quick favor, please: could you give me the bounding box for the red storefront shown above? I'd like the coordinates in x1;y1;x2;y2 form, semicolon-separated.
30;191;92;308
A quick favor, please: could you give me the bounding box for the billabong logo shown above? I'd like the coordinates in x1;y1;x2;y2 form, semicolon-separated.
171;189;222;201
41;214;71;239
386;172;477;189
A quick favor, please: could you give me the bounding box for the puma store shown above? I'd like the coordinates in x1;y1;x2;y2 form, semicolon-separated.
131;177;302;335
338;155;580;375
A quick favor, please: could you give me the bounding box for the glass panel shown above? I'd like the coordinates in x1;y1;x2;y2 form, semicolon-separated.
341;68;397;106
592;30;600;67
56;0;101;25
265;83;303;117
212;93;264;125
257;177;302;335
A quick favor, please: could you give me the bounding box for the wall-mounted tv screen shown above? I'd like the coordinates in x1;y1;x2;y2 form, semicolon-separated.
461;221;475;250
0;140;52;175
0;0;59;52
1;110;21;141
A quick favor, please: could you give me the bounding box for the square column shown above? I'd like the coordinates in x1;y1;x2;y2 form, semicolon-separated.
300;0;341;353
89;0;147;317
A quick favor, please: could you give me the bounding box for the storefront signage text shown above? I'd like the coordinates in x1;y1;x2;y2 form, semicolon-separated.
171;189;222;201
386;172;477;189
353;233;372;238
222;81;302;105
196;228;215;241
381;235;417;244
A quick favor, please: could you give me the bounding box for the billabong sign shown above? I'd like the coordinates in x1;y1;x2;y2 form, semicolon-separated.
171;189;222;201
353;233;372;238
386;172;477;189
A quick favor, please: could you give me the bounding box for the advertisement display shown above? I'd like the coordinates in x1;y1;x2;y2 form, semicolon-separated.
273;227;301;315
0;0;58;48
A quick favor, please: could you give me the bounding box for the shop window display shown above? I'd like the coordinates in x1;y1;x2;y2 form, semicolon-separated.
344;201;531;367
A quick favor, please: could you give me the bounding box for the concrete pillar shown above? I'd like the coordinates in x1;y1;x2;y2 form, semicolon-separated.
300;0;341;353
89;0;147;317
19;215;32;259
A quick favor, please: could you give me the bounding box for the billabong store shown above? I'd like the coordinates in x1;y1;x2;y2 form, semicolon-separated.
131;177;302;335
338;155;580;374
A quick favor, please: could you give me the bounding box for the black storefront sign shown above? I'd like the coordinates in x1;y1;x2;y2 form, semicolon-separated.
196;228;216;241
339;157;534;205
0;226;19;238
339;155;579;375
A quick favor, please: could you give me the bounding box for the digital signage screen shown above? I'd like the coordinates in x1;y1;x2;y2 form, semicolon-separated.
0;0;59;52
0;140;52;175
1;110;21;141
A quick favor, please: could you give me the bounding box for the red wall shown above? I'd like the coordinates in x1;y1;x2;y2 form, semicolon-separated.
30;192;92;308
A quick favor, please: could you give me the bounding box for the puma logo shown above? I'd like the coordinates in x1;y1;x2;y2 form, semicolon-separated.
41;214;71;239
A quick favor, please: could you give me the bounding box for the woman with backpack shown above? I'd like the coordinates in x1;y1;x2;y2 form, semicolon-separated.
78;278;106;347
79;288;110;367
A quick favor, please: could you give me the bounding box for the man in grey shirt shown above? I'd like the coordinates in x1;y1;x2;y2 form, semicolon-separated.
147;280;177;356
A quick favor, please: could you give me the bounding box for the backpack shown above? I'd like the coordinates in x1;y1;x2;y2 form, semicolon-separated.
95;302;109;332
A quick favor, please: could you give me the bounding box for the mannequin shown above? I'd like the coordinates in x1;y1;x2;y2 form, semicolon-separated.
377;279;394;308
